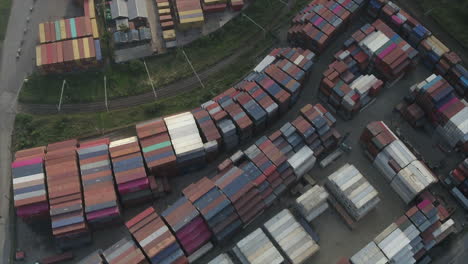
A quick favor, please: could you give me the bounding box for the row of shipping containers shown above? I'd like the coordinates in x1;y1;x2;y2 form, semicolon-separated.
367;0;468;99
156;0;178;48
360;121;437;203
76;103;341;263
38;16;98;44
288;0;367;54
36;37;103;73
36;0;102;73
342;194;455;264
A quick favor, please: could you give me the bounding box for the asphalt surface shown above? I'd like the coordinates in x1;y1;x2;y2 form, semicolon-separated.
0;1;81;262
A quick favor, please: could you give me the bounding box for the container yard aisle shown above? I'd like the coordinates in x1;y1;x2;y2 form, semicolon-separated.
146;0;164;53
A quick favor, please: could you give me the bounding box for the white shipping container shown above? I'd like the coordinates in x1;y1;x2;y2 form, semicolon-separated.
295;185;329;221
208;253;234;264
264;209;319;264
327;163;380;220
109;136;137;148
234;228;284;264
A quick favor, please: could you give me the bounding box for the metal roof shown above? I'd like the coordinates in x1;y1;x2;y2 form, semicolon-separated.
128;0;148;20
111;0;128;19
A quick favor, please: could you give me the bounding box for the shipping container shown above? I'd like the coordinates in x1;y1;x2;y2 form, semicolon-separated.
232;228;284;264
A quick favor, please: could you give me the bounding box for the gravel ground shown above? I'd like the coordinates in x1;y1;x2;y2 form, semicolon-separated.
13;14;467;264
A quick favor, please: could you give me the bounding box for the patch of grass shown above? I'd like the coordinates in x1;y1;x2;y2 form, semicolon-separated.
13;37;274;150
416;0;468;48
18;0;311;104
0;0;12;49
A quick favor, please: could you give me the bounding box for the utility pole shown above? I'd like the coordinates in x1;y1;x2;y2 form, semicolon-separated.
57;80;66;112
241;13;266;34
104;75;108;112
143;60;157;99
182;49;205;89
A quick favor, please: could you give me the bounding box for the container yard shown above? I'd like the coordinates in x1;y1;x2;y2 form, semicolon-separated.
9;0;468;263
35;1;102;74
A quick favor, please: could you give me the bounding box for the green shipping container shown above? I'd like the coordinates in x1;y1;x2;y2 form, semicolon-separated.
70;18;77;38
55;21;61;41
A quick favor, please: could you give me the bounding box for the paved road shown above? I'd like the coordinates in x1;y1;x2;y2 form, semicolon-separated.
0;1;76;262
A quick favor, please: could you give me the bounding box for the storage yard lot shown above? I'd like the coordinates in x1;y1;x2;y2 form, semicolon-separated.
13;14;466;263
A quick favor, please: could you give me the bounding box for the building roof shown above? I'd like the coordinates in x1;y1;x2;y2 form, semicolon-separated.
111;0;128;19
128;0;148;20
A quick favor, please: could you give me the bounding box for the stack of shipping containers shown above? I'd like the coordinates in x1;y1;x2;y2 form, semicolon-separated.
202;0;227;13
236;81;279;124
183;177;241;242
202;100;239;151
234;91;268;133
361;121;437;203
288;0;367;53
326;163;381;221
405;75;468;152
175;0;204;30
192;107;222;162
109;137;152;206
367;0;468;99
12;147;49;220
136;118;177;179
264;209;320;263
156;0;177;47
77;138;121;227
45;139;90;249
126;207;187;264
448;158;468;209
78;250;104;264
295;185;329;222
257;136;296;188
208;253;234;264
36;0;102;74
245;72;291;114
161;196;212;258
357;20;419;82
300;103;340;157
164;112;206;174
102;237;148;264
213;166;266;225
347;196;455;264
229;0;243;11
232;228;284;263
216;88;254;143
